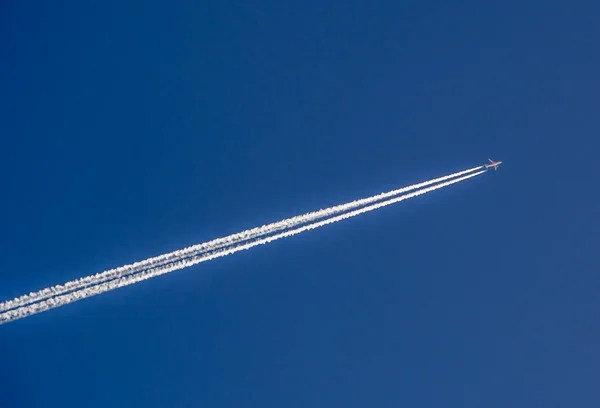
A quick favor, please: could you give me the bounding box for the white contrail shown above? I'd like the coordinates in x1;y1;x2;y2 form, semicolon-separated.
0;165;483;313
0;170;485;325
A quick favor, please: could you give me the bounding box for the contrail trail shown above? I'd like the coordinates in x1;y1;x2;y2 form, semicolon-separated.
0;169;485;325
0;165;483;313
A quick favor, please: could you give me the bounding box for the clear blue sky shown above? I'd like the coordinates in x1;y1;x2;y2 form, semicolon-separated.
1;1;599;406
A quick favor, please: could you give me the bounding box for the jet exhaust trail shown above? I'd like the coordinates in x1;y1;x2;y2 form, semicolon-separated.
0;169;486;325
0;165;483;313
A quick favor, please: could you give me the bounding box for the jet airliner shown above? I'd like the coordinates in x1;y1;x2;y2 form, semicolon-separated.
485;158;502;171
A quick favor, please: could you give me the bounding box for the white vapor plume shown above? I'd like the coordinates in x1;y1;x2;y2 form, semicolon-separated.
0;169;485;325
0;165;483;313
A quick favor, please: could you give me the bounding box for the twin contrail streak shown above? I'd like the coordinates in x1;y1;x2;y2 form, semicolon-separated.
0;166;482;314
0;168;485;325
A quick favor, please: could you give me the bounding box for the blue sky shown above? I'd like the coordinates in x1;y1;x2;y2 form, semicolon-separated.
1;1;599;406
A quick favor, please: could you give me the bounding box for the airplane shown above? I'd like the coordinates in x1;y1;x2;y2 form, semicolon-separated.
485;158;502;171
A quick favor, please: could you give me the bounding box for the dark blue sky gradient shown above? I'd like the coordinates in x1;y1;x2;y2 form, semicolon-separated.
1;1;599;406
